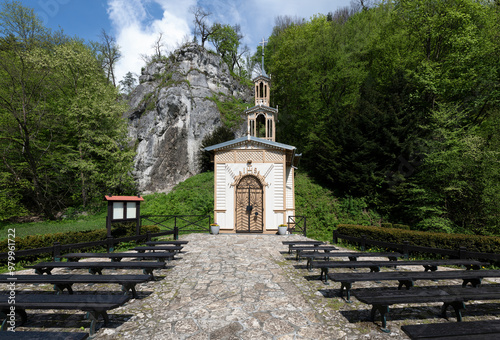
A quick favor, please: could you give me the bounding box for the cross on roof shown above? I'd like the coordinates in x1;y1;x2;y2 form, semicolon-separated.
260;38;268;53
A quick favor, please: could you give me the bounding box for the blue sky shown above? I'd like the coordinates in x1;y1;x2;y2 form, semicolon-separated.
24;0;353;84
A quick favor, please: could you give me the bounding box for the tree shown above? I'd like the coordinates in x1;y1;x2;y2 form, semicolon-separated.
119;72;137;95
96;29;121;87
190;5;215;48
208;23;240;71
198;126;235;172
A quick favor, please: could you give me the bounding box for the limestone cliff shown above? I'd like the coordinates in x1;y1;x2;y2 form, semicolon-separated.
125;43;253;194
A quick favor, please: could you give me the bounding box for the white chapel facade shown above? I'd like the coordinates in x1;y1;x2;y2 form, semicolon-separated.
205;41;300;233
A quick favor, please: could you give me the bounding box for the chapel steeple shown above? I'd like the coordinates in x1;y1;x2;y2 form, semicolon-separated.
246;38;278;142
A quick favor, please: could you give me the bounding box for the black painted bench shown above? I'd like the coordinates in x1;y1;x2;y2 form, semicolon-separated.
289;246;338;260
311;259;486;279
353;286;500;333
0;274;151;298
0;331;89;339
62;252;175;262
0;293;129;335
329;269;500;301
402;319;500;339
282;241;325;253
302;251;402;269
27;261;168;279
144;240;188;246
131;245;183;253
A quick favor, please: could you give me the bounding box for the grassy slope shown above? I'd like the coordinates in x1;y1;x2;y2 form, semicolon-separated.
0;171;380;242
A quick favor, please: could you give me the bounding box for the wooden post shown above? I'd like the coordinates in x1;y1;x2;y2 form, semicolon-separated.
332;230;338;244
361;234;366;251
107;236;114;253
136;201;141;236
403;241;409;260
459;246;467;259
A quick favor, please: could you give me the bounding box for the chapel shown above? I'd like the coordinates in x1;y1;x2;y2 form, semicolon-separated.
205;40;300;233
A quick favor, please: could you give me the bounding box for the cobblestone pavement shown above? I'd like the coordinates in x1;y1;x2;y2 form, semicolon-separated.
10;233;500;339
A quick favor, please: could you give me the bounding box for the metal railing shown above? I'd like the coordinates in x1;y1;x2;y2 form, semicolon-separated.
141;215;211;239
287;216;307;236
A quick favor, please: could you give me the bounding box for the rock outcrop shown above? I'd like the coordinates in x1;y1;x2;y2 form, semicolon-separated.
125;43;252;194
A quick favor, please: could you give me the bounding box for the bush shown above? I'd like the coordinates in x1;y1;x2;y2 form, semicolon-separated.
335;224;500;254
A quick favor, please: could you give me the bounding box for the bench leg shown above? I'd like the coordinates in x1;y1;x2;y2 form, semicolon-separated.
321;268;329;284
370;304;390;333
0;308;28;329
89;267;104;275
143;268;156;281
86;310;110;335
122;283;138;298
340;282;353;303
111;257;122;262
462;278;482;287
35;268;52;275
397;280;414;290
54;283;74;294
307;259;313;272
423;265;438;272
441;301;466;321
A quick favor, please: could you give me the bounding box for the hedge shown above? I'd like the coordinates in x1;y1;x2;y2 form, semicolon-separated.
336;224;500;254
0;224;160;254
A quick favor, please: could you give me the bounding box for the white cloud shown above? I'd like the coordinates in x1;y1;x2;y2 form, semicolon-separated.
108;0;195;85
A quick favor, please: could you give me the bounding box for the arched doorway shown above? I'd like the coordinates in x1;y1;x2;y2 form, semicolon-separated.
235;175;264;233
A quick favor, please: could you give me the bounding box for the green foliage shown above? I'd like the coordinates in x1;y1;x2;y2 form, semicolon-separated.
265;1;500;236
198;125;235;172
336;224;500;254
206;94;250;129
0;2;136;219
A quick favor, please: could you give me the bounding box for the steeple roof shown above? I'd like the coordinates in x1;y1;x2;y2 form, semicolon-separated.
254;37;270;81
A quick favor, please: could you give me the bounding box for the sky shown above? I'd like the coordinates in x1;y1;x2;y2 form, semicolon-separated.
25;0;353;86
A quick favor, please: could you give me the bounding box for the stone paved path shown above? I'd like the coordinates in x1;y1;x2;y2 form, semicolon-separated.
96;233;337;339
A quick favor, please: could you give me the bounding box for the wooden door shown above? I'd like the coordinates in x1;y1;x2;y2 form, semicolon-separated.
235;175;263;233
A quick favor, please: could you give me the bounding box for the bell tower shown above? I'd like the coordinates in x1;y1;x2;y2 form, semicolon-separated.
246;38;278;142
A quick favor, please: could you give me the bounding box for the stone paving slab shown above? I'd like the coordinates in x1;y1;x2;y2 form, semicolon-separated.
6;233;500;339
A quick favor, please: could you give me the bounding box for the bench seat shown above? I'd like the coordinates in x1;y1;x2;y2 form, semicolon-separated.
311;259;486;279
282;241;325;253
0;294;129;335
131;246;183;253
144;240;188;246
0;274;151;298
27;261;168;279
329;269;500;301
302;252;402;266
353;286;500;332
62;252;175;262
0;331;89;339
402;319;500;339
289;246;338;260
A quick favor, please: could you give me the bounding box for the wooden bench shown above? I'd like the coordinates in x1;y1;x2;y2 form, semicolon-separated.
311;259;486;280
328;269;500;301
62;252;175;262
144;240;188;246
282;240;325;253
131;245;183;253
302;251;402;269
0;331;89;339
402;319;500;339
353;286;500;333
289;246;338;260
0;293;129;335
27;261;168;280
0;274;151;298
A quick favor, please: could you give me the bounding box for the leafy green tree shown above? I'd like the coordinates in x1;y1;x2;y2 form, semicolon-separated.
198;125;235;172
208;23;240;71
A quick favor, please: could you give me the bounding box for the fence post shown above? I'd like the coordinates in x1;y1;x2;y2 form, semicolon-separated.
146;231;151;242
107;236;114;253
53;242;61;262
303;217;307;237
459;246;467;259
361;234;366;251
332;230;338;244
402;241;409;260
174;226;179;240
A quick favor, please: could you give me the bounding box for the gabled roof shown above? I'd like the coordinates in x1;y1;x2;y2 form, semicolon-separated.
244;105;278;115
204;135;296;152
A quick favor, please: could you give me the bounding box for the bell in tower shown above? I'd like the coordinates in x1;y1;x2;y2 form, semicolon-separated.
245;38;278;142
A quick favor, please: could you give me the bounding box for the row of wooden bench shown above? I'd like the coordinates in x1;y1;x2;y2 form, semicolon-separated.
0;240;187;337
283;239;500;338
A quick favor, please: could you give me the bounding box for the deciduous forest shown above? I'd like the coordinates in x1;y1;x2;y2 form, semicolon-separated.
262;0;500;235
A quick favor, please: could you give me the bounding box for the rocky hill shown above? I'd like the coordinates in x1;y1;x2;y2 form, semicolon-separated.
124;43;253;194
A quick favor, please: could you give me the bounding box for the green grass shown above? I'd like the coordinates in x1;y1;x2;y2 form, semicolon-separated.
0;171;381;243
